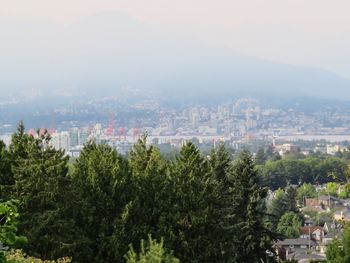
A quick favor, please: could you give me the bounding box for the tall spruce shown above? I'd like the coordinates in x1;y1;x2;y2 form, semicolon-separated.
228;150;277;263
11;127;75;259
168;142;223;262
0;140;13;201
112;136;171;261
71;142;131;262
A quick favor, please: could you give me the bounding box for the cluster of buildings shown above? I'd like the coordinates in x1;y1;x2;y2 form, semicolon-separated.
274;192;350;262
2;98;350;156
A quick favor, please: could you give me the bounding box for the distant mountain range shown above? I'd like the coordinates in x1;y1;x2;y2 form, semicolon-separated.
0;12;349;103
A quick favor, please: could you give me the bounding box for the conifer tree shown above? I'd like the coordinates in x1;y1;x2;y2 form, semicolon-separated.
228;150;276;263
167;142;223;262
71;142;132;262
113;137;171;261
12;128;75;260
0;140;13;201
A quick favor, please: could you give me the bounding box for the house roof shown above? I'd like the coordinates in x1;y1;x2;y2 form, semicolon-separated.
319;195;338;201
276;238;316;246
300;226;323;235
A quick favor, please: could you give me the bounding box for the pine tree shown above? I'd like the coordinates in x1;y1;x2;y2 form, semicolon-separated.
113;138;171;261
228;150;277;263
71;142;132;262
209;143;231;186
0;140;13;201
166;142;223;262
12;128;75;260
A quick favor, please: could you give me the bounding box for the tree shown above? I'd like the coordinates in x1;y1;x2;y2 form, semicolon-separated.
209;143;231;188
0;200;27;262
125;236;179;263
326;239;345;263
255;147;267;165
268;189;289;228
227;150;277;263
166;142;224;262
326;224;350;263
12;129;75;260
297;183;317;205
285;187;298;214
326;182;339;197
112;138;172;261
0;141;13;201
71;142;132;262
277;212;302;238
259;160;288;190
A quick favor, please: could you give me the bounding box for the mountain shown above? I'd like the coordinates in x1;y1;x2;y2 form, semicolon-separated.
0;13;349;103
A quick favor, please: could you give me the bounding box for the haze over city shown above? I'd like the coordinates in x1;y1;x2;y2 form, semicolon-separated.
3;1;350;263
0;0;350;101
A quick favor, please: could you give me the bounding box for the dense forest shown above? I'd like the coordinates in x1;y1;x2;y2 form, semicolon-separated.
1;123;349;262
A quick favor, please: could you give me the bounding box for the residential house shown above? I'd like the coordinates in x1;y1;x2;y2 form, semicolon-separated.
304;195;339;211
275;238;316;260
299;226;324;242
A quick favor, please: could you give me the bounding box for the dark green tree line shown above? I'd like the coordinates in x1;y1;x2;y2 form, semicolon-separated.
0;124;280;262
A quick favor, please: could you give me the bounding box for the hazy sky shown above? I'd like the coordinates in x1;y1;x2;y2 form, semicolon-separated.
0;0;349;77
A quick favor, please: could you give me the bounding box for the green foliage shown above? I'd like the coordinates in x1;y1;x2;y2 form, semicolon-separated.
339;184;350;199
0;141;13;201
268;187;299;228
255;147;267;165
10;127;74;260
326;239;345;263
277;212;302;238
166;142;224;262
0;200;27;248
5;249;71;263
326;182;339;197
260;157;347;190
125;236;179;263
228;150;277;263
326;225;350;263
70;142;132;262
1;123;282;262
297;183;317;204
0;200;27;263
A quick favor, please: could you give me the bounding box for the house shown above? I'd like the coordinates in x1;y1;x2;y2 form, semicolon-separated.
275;238;319;262
334;209;350;222
304;195;338;211
319;221;343;253
299;226;324;242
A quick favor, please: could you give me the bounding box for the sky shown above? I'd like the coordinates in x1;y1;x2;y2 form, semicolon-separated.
1;0;349;78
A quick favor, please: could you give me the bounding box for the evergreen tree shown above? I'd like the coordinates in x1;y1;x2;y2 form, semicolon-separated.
255;147;267;165
113;138;171;261
228;150;277;263
209;143;231;186
167;142;223;262
285;187;298;214
71;142;132;262
0;141;13;201
12;129;75;259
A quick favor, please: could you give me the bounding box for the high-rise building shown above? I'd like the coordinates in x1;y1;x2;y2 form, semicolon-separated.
60;131;70;153
49;131;70;154
50;132;60;150
69;128;80;147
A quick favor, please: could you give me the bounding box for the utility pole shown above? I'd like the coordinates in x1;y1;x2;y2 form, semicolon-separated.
309;224;311;251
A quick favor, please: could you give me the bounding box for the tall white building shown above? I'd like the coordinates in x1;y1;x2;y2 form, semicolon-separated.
50;131;70;154
60;131;70;153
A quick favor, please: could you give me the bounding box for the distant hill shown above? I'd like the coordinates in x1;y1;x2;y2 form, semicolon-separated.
0;12;349;102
